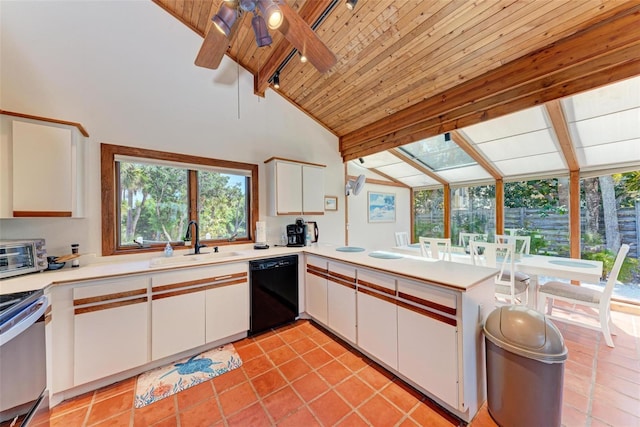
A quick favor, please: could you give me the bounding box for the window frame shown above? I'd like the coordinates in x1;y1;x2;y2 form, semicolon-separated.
101;143;259;256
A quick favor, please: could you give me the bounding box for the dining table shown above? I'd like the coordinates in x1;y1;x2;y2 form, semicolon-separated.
391;243;604;307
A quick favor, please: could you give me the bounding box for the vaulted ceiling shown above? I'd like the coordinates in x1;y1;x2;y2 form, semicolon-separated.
154;0;640;181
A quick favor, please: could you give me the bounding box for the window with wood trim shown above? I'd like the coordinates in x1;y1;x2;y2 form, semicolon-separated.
101;144;258;256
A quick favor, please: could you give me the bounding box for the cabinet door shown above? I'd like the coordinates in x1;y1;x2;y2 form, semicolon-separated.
12;120;73;215
397;305;458;408
73;278;149;386
305;257;328;325
327;262;356;343
356;269;397;369
152;291;205;360
302;165;325;215
206;283;248;342
276;161;302;215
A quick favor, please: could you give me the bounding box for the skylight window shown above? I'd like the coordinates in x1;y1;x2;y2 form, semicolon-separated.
399;134;477;171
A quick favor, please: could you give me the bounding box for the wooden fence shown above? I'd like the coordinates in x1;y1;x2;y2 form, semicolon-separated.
416;204;640;258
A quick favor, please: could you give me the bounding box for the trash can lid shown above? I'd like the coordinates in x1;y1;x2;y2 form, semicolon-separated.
483;305;568;363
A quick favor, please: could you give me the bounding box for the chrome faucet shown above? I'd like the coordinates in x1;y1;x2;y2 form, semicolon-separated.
228;232;238;242
184;220;207;254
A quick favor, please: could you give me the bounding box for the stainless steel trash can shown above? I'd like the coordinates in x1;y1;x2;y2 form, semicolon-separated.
483;305;568;427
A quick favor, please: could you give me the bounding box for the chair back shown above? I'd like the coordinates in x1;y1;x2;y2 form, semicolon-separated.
495;234;531;255
458;232;487;248
470;240;516;300
601;244;630;305
395;232;409;246
418;237;452;261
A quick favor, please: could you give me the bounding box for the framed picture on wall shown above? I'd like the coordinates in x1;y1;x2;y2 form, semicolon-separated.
368;191;396;222
324;195;338;211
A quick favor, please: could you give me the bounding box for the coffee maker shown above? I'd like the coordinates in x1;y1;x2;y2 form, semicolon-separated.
286;218;307;247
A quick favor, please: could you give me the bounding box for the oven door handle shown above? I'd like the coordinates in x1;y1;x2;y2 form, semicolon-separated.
0;296;48;346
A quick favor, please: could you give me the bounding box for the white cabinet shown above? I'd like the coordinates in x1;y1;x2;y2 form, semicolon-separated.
305;255;328;324
1;114;86;218
73;276;149;386
265;157;325;216
327;262;356;343
356;269;398;369
152;264;249;360
396;278;459;408
151;268;207;360
204;263;249;343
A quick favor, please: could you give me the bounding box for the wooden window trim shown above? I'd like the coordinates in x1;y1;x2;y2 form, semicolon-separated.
101;143;259;256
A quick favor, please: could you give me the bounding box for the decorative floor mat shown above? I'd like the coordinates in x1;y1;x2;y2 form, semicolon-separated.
134;344;242;408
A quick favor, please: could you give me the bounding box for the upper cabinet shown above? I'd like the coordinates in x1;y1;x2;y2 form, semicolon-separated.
265;157;325;216
0;111;88;218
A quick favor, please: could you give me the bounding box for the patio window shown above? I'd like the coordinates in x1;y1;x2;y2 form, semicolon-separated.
504;177;569;256
451;184;495;246
414;188;445;239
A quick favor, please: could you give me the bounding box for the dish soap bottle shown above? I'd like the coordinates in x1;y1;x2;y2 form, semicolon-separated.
164;242;173;257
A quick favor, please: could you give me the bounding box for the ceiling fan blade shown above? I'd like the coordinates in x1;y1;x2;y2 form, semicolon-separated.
194;13;242;70
277;2;337;73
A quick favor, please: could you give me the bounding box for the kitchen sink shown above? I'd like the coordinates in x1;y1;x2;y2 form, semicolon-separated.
149;251;244;267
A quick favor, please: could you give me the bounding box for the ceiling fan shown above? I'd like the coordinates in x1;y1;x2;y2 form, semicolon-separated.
195;0;338;75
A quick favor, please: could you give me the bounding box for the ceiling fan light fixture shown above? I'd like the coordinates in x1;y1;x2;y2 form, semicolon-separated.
251;14;272;47
212;3;238;37
273;72;280;89
346;0;358;11
257;0;283;30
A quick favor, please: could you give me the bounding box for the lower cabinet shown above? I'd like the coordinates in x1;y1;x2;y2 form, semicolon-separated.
396;278;459;408
205;266;249;343
356;269;398;370
73;276;149;386
151;263;248;361
305;256;328;324
326;262;356;344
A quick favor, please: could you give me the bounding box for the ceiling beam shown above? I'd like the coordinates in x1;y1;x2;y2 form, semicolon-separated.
347;175;408;189
545;100;580;172
254;0;334;97
449;131;502;180
389;149;449;186
368;168;410;188
340;5;640;161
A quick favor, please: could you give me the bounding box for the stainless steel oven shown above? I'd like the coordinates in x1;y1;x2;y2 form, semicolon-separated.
0;289;48;426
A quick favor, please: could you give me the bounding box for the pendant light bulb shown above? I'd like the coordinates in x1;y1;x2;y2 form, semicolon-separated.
346;0;358;11
273;72;280;89
299;52;308;63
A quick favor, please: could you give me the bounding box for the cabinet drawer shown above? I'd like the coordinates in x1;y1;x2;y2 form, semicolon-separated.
397;279;457;315
328;261;356;289
152;263;246;287
357;268;396;295
73;276;149;301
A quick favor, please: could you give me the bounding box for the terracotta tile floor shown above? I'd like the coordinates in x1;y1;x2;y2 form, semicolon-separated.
27;309;640;427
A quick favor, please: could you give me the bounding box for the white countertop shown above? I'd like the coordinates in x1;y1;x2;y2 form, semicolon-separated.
0;243;498;295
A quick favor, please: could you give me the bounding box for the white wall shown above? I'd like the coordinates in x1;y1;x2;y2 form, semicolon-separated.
346;162;411;250
0;1;346;258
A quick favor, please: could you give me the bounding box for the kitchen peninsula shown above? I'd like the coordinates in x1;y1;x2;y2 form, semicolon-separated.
0;244;497;423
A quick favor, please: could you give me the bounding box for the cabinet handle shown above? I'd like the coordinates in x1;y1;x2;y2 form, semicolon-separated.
397;291;456;316
213;275;233;281
74;297;148;315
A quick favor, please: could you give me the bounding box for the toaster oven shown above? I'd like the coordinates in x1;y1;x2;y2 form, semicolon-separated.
0;239;47;279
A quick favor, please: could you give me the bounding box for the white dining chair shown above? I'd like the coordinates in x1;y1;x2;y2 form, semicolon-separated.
395;232;409;246
418;237;452;261
458;232;487;249
470;240;528;305
495;234;531;255
537;244;629;348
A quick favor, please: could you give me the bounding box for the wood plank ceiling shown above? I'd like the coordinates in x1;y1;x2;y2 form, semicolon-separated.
153;0;640;163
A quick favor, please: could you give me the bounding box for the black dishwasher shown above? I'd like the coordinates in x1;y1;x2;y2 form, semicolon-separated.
249;255;298;335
